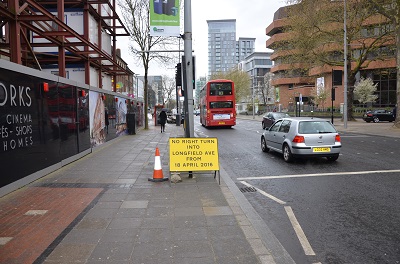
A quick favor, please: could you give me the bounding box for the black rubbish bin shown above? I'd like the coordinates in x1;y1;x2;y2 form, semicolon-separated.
127;113;136;135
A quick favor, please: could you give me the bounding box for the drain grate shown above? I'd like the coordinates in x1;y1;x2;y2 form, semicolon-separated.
240;187;257;193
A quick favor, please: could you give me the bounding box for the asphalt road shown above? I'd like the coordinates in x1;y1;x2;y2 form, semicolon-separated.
194;116;400;264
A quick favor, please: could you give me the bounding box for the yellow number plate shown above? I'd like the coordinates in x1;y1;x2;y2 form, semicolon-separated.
313;147;331;152
218;121;225;125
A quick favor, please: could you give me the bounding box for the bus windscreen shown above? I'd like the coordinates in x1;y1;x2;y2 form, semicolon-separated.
209;101;233;109
209;82;232;96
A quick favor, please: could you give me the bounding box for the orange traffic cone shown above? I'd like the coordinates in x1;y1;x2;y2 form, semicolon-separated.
148;147;168;182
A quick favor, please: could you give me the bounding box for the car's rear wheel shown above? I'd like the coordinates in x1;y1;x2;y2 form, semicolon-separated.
373;117;380;123
283;144;294;163
326;154;339;162
261;137;269;152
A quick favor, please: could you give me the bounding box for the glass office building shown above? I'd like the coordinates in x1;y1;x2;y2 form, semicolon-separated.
237;37;256;63
207;19;255;77
207;19;237;76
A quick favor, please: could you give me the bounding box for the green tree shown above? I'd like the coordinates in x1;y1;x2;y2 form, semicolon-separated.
285;0;394;121
119;0;178;129
210;68;251;102
353;77;378;105
311;80;329;108
365;0;400;127
261;72;275;105
161;75;176;109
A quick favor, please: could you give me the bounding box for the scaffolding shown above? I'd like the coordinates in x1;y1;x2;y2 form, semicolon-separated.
0;0;130;91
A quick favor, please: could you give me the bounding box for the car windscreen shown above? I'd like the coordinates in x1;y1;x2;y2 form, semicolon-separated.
298;121;337;134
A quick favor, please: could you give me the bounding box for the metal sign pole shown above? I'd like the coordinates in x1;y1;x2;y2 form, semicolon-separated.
184;0;194;138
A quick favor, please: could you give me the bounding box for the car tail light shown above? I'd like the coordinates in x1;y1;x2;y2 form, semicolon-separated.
367;113;373;117
335;134;341;142
292;135;305;143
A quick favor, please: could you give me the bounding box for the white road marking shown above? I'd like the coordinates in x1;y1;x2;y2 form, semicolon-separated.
285;206;316;256
237;169;400;181
240;181;286;205
240;181;316;258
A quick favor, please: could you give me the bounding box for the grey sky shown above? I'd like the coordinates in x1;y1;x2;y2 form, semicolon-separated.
119;0;287;78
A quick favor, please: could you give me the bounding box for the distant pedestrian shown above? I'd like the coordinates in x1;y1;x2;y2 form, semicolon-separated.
159;109;167;133
393;105;397;119
105;108;109;134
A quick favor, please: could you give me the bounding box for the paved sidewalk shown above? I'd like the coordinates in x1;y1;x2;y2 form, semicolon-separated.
0;120;280;264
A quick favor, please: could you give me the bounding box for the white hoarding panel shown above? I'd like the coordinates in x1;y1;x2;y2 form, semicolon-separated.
90;67;99;87
32;11;84;53
101;30;112;58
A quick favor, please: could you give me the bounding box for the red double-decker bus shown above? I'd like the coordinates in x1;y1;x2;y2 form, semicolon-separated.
199;79;236;128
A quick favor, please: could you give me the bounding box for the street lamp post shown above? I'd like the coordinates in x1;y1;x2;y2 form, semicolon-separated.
183;0;194;138
343;0;348;129
252;83;255;119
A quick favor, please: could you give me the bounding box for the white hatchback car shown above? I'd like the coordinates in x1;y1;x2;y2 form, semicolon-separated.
261;117;341;162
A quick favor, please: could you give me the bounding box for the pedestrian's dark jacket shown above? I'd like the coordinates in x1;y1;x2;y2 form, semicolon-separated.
159;111;167;124
105;110;109;126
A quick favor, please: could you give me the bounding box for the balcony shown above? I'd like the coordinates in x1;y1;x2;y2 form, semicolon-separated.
266;32;292;49
271;76;313;86
271;63;310;73
265;19;288;36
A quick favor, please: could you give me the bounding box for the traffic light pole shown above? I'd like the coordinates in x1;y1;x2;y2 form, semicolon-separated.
183;0;194;138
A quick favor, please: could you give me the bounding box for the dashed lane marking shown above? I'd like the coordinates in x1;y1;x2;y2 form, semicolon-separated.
240;181;286;205
240;180;316;257
285;206;316;256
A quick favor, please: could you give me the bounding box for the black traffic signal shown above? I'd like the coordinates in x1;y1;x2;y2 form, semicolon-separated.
175;63;182;87
332;70;342;86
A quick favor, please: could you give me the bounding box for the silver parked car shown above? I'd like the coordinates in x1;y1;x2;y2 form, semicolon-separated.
261;117;341;162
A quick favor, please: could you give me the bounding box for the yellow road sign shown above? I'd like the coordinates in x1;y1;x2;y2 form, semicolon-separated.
169;137;219;171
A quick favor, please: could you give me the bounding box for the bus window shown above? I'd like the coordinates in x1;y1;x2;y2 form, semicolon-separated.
209;82;232;96
209;101;233;109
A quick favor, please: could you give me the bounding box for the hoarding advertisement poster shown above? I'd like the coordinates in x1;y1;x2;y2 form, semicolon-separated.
149;0;180;37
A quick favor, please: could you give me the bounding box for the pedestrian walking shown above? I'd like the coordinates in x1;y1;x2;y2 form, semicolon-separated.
105;107;109;134
159;109;167;133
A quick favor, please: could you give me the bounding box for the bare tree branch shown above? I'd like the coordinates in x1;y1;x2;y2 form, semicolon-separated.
118;0;180;129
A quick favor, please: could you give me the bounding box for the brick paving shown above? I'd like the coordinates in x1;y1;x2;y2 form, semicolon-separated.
0;187;102;264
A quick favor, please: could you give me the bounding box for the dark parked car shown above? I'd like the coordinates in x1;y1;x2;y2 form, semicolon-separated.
261;117;341;162
362;109;395;123
262;112;290;129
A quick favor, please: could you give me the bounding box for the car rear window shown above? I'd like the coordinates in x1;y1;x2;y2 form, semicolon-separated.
298;121;337;134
